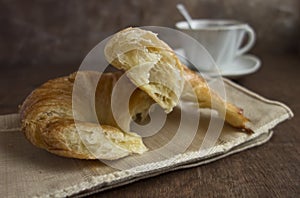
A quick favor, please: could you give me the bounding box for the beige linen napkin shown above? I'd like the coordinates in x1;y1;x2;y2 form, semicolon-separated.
0;79;293;197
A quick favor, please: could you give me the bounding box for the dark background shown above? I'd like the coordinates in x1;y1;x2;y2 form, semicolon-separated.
1;0;299;67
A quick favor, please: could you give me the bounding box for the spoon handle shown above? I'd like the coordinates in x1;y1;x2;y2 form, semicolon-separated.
176;4;193;29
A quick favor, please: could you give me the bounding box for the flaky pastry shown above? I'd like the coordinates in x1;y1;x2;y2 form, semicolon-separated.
105;27;251;131
20;71;151;159
105;27;184;113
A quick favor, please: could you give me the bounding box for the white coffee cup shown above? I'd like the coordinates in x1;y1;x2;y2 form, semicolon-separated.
175;19;256;71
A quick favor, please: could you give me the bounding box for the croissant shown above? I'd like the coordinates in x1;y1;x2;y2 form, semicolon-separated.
20;71;151;160
104;27;251;131
20;27;252;160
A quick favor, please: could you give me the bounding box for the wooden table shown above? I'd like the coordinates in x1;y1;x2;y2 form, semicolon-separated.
1;54;299;197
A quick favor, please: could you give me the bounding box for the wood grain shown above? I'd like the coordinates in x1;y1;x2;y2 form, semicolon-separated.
0;55;299;197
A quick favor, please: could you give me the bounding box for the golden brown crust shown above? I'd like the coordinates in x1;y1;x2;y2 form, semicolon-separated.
182;65;251;132
20;71;149;160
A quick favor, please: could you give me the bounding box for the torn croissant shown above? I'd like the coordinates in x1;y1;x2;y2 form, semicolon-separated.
105;27;251;132
105;27;185;113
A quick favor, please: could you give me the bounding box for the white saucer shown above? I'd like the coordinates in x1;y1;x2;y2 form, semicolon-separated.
218;54;261;78
174;49;261;78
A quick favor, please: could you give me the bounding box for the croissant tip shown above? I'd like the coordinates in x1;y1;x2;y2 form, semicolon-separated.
244;128;254;134
237;118;253;134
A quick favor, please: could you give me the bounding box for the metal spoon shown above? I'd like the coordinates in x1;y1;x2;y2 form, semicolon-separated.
176;4;193;29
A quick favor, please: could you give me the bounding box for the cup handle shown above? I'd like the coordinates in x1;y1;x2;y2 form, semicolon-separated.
236;25;256;56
